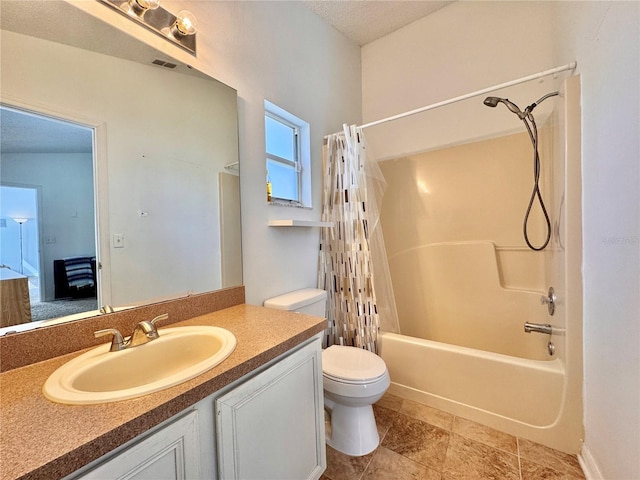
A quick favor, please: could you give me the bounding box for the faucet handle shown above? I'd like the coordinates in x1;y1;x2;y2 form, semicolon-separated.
94;328;125;352
540;287;556;316
149;313;169;327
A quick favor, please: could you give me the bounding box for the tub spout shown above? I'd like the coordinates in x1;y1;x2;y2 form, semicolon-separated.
524;322;553;335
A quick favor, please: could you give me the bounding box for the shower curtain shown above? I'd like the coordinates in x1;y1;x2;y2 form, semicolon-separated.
318;125;399;354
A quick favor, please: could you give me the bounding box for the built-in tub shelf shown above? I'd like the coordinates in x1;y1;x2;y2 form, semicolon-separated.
268;219;334;227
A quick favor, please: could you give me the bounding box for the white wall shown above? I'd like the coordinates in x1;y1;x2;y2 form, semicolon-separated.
3;1;361;310
551;2;640;479
72;1;362;306
361;1;558;160
1;153;94;301
1;29;238;308
198;2;362;306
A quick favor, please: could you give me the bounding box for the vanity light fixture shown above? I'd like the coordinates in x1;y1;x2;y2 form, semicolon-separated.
126;0;160;16
100;0;197;55
173;10;198;38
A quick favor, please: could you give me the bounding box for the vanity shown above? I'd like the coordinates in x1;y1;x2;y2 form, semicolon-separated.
0;288;327;480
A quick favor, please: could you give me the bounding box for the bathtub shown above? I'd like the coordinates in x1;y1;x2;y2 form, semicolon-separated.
379;331;582;452
378;242;582;451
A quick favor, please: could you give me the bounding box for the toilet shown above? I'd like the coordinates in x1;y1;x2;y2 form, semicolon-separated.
264;288;390;457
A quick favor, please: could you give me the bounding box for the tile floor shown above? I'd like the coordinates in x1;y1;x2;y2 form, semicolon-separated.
321;393;586;480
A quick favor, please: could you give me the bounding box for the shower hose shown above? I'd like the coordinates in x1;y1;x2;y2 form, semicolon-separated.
520;113;551;251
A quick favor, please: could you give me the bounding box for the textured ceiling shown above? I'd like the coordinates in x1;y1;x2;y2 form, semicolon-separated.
303;0;453;46
0;108;93;154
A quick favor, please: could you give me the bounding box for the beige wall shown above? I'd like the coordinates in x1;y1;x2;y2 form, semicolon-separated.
380;132;549;255
379;132;552;359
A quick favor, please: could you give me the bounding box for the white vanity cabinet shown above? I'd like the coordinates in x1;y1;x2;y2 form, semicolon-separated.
67;335;325;480
216;335;326;480
70;410;202;480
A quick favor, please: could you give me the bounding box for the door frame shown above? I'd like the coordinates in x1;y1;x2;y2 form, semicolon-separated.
1;94;112;309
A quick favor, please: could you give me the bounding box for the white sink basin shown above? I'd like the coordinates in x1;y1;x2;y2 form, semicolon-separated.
43;326;236;405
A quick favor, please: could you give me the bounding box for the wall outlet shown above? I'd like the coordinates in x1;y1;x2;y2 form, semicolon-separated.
113;233;125;248
45;236;56;244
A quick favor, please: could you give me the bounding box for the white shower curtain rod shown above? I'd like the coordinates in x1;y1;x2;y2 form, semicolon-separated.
329;61;576;136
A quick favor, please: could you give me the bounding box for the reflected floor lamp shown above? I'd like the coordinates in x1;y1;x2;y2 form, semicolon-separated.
13;218;28;274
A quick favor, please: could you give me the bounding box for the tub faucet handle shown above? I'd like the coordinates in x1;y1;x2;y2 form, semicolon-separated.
540;287;556;316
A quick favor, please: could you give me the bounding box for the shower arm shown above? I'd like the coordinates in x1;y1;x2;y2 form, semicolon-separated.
524;91;560;117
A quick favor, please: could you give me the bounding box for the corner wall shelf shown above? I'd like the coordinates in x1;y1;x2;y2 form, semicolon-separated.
268;220;334;228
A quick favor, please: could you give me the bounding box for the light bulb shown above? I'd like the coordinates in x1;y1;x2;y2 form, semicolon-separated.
137;0;160;9
128;0;160;15
173;10;197;36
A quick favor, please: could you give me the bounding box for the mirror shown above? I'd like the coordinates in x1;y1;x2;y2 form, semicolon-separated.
0;1;242;334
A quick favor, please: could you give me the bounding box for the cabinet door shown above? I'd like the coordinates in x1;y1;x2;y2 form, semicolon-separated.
216;339;325;480
75;410;201;480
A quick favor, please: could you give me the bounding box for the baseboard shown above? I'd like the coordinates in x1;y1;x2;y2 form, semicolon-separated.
579;444;604;480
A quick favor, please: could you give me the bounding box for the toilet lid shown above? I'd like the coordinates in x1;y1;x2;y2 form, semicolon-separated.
322;345;387;383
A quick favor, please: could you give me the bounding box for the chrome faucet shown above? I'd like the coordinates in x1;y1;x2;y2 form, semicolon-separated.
94;313;168;351
523;322;553;335
540;287;557;316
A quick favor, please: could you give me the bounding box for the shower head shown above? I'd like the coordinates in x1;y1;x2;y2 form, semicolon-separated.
483;97;501;108
483;96;526;119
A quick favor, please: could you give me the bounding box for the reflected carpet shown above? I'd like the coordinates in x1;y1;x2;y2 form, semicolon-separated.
30;298;98;322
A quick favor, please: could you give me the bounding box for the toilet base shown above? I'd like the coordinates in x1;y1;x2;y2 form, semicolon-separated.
325;403;379;456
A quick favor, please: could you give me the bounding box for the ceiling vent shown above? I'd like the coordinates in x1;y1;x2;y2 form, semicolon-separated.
151;59;177;69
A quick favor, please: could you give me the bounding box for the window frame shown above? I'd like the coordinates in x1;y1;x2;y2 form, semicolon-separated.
265;111;302;204
264;100;311;208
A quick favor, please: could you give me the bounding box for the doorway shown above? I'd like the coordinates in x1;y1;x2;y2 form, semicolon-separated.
0;105;98;322
0;185;41;301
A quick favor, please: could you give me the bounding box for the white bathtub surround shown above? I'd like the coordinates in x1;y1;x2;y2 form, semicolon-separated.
363;1;585;453
373;75;583;454
318;125;398;352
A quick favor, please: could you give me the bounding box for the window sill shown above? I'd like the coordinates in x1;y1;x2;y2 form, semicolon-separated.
268;220;334;228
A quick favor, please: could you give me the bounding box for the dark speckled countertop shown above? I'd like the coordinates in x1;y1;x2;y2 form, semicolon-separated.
0;304;325;480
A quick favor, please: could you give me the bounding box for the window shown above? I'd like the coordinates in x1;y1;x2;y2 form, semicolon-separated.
265;101;311;207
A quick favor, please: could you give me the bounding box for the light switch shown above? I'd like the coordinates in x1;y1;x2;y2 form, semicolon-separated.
113;234;125;248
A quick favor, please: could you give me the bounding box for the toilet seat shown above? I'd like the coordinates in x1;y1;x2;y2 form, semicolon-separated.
323;371;387;385
322;345;387;383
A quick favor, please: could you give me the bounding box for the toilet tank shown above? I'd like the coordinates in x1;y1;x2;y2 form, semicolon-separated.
263;288;327;317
